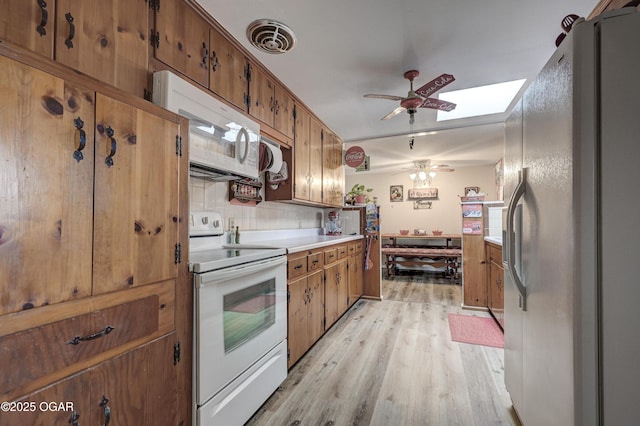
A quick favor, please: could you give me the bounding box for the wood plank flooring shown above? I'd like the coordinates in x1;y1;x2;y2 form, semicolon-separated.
247;273;521;426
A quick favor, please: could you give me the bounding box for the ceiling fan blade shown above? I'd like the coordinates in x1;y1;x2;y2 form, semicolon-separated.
364;94;404;101
420;98;456;112
415;73;455;98
431;164;455;172
381;106;406;120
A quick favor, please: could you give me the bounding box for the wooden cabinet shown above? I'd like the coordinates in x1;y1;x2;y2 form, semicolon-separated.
347;242;364;307
324;246;348;329
287;249;325;368
462;234;488;307
291;107;323;203
209;27;248;111
0;51;189;424
0;0;55;57
154;0;210;88
322;129;344;207
248;64;295;143
486;242;504;328
3;334;178;425
0;0;149;97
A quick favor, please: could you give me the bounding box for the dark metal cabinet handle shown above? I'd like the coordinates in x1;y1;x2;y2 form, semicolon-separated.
99;396;111;426
294;264;303;270
67;325;115;345
211;51;219;71
73;117;86;162
68;410;80;426
201;42;208;67
269;96;274;112
104;127;116;167
37;0;48;36
274;99;280;115
64;12;75;49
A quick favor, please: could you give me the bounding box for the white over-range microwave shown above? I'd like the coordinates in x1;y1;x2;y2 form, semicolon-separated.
152;70;260;180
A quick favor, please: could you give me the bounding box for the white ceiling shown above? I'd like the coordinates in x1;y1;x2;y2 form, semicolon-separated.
197;0;596;175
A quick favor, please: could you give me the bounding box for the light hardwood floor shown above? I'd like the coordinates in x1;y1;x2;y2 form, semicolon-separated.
247;273;521;426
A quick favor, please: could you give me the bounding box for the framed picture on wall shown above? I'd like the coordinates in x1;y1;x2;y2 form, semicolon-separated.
407;188;438;199
390;185;403;202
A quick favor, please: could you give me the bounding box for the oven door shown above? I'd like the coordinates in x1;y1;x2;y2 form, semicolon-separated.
194;255;287;406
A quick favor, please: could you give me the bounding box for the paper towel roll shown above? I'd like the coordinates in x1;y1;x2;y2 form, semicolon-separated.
264;141;283;173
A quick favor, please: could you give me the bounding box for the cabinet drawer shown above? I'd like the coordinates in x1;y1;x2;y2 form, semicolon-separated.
337;244;348;259
1;293;165;400
324;248;338;264
307;252;323;272
355;241;363;254
288;254;308;280
488;244;502;264
347;243;357;256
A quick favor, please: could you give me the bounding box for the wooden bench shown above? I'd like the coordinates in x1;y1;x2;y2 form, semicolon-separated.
381;246;462;280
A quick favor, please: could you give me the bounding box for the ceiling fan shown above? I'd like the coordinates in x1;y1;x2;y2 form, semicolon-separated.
364;70;457;124
396;160;456;178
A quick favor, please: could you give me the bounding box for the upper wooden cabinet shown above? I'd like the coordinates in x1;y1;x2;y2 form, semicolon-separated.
209;27;248;111
0;0;149;97
92;94;181;294
322;129;344;207
248;63;295;142
0;53;181;311
154;0;210;88
0;0;55;57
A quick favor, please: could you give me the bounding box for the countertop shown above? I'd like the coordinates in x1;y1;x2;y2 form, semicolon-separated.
260;234;364;254
484;236;503;246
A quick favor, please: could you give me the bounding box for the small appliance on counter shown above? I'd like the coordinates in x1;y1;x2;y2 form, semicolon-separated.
324;210;342;235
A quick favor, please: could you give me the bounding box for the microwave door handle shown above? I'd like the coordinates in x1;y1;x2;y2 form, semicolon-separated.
237;127;249;164
199;256;286;286
506;167;527;311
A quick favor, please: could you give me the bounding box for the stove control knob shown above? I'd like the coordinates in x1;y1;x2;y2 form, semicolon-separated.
202;217;209;225
213;220;220;228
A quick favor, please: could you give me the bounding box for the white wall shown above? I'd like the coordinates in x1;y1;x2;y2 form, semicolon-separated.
346;165;497;234
190;177;326;231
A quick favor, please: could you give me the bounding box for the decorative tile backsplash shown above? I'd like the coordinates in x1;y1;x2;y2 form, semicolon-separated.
190;177;325;231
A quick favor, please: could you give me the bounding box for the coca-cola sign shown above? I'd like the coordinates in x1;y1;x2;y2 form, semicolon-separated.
344;146;366;168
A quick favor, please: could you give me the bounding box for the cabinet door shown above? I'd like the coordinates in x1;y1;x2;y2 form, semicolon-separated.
274;84;295;140
322;130;343;207
336;259;349;317
308;118;324;203
287;276;309;368
462;235;487;307
490;260;505;325
248;65;275;126
55;0;149;97
307;270;325;345
155;0;209;87
0;0;55;57
324;259;347;328
92;94;180;295
348;254;363;306
0;55;94;316
209;28;247;111
4;369;92;426
293;106;311;201
90;333;178;425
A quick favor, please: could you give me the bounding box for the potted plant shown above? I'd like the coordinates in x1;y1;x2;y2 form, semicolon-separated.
346;183;373;205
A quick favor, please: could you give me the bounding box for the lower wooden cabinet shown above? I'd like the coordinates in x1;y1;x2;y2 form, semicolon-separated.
462;234;488;307
3;334;178;426
286;240;363;368
287;270;324;368
486;241;504;328
348;242;364;307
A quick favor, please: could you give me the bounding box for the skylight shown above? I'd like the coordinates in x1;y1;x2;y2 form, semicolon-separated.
436;79;526;121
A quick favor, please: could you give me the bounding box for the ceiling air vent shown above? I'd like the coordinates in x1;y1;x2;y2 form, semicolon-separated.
246;19;296;54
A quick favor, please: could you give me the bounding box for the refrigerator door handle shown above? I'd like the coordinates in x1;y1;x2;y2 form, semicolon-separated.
506;167;527;310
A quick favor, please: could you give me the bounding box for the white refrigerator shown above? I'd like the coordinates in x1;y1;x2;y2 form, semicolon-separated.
503;8;640;426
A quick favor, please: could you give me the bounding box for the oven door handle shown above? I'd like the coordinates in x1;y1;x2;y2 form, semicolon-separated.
198;256;286;286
